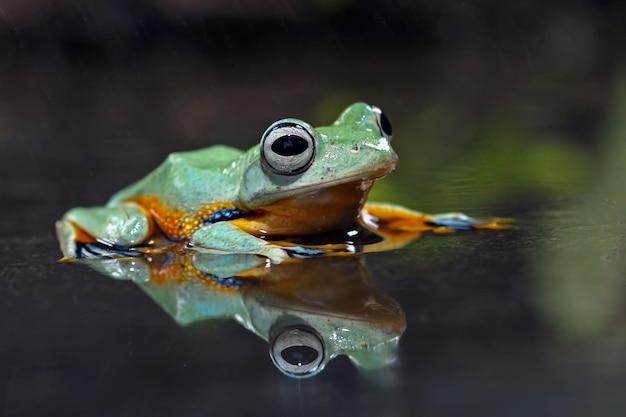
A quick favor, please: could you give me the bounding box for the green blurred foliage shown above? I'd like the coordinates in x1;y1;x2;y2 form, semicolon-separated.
532;78;626;339
368;101;590;211
313;93;364;123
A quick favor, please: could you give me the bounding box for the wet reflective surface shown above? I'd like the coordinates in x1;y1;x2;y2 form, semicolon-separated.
2;2;626;416
80;252;405;378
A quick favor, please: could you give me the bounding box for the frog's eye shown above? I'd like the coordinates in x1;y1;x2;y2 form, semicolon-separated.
260;122;316;176
371;106;393;141
270;326;325;378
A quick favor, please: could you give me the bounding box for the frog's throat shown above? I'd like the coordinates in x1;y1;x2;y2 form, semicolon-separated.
231;179;376;236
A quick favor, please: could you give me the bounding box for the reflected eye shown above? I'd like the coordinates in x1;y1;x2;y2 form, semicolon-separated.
371;106;392;140
270;326;324;377
261;122;316;175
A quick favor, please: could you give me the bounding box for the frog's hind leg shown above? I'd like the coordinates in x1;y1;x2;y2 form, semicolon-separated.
361;203;510;253
56;204;154;259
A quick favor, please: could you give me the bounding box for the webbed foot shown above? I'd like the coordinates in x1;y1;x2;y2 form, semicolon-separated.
426;212;488;230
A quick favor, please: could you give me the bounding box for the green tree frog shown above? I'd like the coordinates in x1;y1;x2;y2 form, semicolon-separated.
56;103;505;262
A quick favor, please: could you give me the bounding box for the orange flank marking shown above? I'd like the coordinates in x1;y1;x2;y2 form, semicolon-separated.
126;180;375;240
146;251;256;291
148;255;231;289
125;195;244;239
148;256;193;284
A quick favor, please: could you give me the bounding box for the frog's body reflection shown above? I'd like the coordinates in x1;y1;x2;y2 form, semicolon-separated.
86;251;405;377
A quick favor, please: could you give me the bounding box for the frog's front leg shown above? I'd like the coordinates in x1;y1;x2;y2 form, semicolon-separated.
56;203;154;259
190;222;324;263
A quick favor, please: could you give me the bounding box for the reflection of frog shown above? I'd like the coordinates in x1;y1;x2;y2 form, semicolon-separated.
87;251;405;378
57;103;506;262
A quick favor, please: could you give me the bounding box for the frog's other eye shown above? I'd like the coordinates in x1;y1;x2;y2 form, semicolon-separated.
261;122;316;176
269;326;325;378
371;106;393;141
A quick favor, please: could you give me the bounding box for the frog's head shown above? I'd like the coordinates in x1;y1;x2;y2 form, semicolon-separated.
237;103;398;235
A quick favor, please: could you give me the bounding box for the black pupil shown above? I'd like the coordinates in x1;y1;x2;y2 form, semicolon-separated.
271;135;308;156
281;345;319;367
379;111;392;136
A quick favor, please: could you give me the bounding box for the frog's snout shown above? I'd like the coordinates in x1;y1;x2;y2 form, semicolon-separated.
391;151;399;169
382;151;399;176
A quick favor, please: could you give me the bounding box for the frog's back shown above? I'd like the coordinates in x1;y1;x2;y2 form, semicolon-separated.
174;145;243;170
108;145;245;209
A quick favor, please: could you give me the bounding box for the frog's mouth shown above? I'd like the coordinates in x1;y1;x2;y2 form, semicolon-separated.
257;155;398;202
233;165;395;237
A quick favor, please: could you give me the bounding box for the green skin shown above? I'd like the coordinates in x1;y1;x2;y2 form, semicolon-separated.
56;102;398;262
87;253;404;378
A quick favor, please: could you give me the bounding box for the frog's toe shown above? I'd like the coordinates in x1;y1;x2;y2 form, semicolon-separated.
426;213;486;230
56;219;78;259
283;246;328;259
256;246;290;263
74;241;142;259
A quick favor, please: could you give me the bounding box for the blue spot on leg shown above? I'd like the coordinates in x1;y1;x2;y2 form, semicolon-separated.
284;246;328;259
427;214;487;230
75;241;142;259
202;208;255;224
204;273;258;288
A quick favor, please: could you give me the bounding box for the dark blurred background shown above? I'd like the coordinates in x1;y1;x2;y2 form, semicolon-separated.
2;0;625;234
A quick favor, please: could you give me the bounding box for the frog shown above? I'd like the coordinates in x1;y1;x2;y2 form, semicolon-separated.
56;102;504;263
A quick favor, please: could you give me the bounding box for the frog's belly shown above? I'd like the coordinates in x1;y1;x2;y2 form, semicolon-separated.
232;180;373;236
